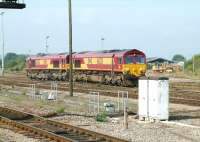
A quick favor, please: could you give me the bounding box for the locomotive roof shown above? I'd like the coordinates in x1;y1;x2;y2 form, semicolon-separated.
26;49;145;60
74;49;145;58
27;54;68;60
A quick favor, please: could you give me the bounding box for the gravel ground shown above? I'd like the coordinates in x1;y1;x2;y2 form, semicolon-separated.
1;84;200;142
169;78;200;83
169;104;200;126
0;128;41;142
52;115;200;142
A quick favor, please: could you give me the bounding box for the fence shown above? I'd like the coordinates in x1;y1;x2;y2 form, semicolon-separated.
117;91;129;112
88;92;100;114
28;82;58;101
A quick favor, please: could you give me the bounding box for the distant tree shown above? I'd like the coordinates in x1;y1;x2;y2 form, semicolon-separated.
185;54;200;74
172;54;186;62
4;52;26;71
5;53;17;61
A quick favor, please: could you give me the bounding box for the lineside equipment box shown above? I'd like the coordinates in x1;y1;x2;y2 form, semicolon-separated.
139;77;169;121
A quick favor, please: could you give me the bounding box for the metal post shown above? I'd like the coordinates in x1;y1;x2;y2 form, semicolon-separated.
88;93;91;113
97;92;100;114
193;55;195;73
45;35;50;54
88;92;100;114
68;0;73;97
101;38;105;49
118;92;120;111
111;54;115;81
0;12;5;76
93;94;96;112
118;91;129;112
124;105;128;129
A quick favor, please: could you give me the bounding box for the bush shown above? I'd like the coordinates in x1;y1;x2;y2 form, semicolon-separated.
21;91;26;96
0;52;26;71
56;107;65;114
96;112;108;122
185;54;200;75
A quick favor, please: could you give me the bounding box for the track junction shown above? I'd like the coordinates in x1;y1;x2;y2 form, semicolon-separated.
0;106;128;142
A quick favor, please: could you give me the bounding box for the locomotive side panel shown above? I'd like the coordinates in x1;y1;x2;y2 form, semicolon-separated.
73;56;122;72
26;55;69;80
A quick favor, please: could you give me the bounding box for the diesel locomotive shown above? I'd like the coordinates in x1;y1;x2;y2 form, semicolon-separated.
26;49;147;86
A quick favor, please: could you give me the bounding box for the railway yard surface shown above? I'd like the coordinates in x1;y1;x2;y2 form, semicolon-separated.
0;73;200;142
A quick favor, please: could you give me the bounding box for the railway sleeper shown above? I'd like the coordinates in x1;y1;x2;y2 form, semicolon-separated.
54;131;94;141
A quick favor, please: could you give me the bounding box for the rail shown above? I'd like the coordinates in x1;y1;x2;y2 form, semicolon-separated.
0;106;128;142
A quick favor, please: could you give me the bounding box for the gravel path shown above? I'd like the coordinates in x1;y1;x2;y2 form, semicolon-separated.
1;84;200;141
169;104;200;126
0;128;41;142
53;115;200;142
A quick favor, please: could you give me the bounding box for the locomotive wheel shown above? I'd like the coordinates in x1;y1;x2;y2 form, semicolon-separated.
122;80;129;87
116;79;122;86
111;80;117;85
105;79;110;85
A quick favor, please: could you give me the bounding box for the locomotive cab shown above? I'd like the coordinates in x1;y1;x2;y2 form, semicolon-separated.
122;51;147;77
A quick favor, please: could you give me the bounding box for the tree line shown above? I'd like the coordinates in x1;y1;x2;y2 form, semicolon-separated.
172;54;200;74
0;53;26;71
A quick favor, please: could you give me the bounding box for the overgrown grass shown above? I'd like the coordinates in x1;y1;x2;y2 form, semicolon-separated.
55;106;65;114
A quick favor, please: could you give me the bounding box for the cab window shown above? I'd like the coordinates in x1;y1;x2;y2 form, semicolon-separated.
134;56;145;64
125;56;132;64
125;56;145;64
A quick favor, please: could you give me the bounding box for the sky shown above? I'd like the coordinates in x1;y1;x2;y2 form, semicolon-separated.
0;0;200;59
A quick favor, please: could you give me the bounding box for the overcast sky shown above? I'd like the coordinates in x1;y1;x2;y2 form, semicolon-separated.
0;0;200;59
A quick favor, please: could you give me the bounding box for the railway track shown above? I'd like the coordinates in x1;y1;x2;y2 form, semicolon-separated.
0;106;128;142
0;75;200;106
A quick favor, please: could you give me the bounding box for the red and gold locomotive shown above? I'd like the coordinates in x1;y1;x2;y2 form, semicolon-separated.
26;49;147;86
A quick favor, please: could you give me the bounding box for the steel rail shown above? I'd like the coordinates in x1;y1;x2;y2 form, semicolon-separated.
0;76;200;106
0;106;128;142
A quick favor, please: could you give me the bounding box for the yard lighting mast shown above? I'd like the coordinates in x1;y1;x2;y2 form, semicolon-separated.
0;12;5;76
45;35;50;54
193;55;195;73
68;0;73;97
0;1;26;76
101;37;105;49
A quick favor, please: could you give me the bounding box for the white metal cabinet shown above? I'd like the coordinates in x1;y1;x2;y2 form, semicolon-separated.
138;79;148;117
138;77;169;121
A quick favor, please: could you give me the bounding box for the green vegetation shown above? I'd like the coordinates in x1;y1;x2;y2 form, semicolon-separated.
96;112;108;122
21;91;27;96
171;54;200;77
185;54;200;76
0;52;26;71
56;106;65;114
